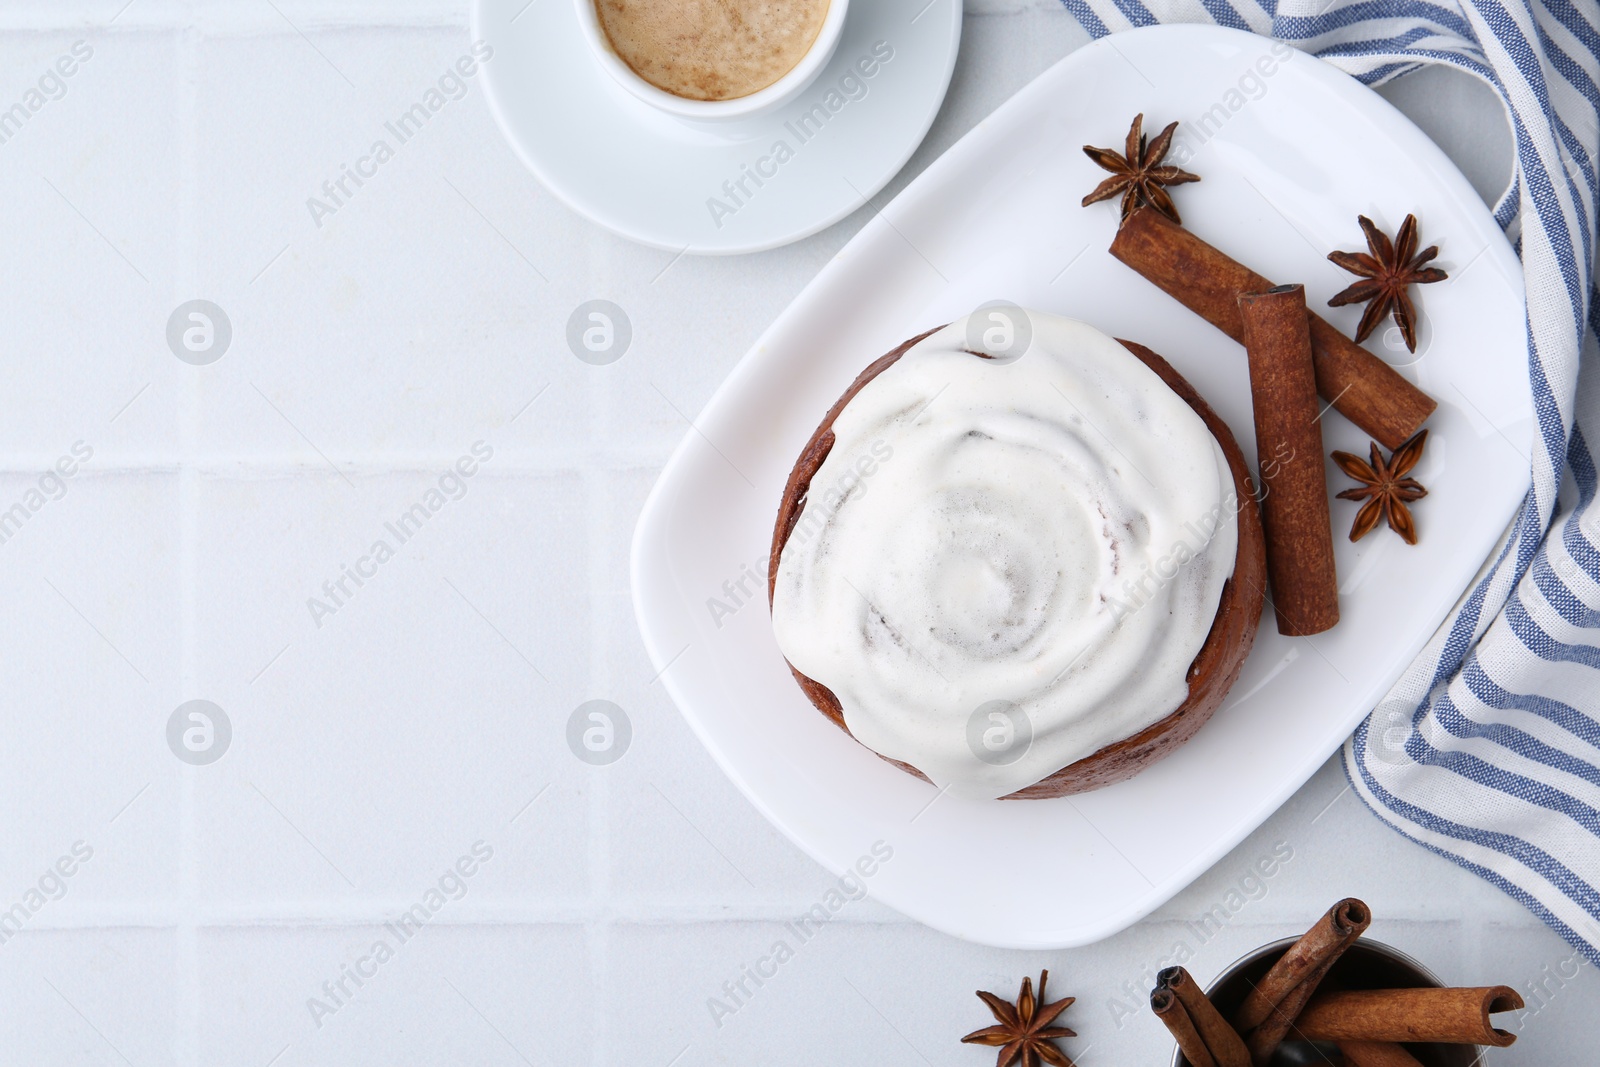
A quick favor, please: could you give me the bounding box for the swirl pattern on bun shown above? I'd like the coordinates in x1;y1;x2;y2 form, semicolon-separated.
769;312;1264;800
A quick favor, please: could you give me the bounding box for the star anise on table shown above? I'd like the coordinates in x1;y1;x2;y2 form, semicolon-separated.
961;969;1077;1067
1332;429;1429;545
1081;113;1200;223
1326;214;1448;352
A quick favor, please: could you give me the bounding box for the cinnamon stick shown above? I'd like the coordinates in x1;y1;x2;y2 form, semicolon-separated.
1109;207;1436;450
1159;967;1251;1067
1337;1040;1426;1067
1238;285;1340;636
1152;986;1218;1067
1235;898;1371;1065
1295;986;1523;1047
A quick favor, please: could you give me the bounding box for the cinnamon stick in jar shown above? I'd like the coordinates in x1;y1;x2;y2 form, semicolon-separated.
1158;967;1251;1067
1337;1040;1426;1067
1109;206;1436;450
1151;986;1218;1067
1295;986;1523;1047
1236;897;1370;1064
1238;285;1340;636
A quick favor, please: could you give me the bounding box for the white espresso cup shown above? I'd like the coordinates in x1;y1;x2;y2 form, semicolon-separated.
574;0;851;122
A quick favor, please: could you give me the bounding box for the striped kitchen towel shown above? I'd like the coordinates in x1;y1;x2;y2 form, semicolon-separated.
1057;0;1600;958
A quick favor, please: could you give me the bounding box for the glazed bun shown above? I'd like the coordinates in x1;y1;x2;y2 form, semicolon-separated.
768;314;1265;799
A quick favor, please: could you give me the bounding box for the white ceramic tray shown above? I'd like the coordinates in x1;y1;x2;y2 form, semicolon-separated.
631;25;1531;947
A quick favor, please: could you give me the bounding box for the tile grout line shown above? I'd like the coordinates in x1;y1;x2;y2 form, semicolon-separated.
0;454;683;475
586;235;611;1067
0;1;473;34
586;462;612;1067
175;19;200;1067
0;904;1520;928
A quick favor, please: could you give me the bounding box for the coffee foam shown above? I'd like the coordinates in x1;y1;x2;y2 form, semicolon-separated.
596;0;830;102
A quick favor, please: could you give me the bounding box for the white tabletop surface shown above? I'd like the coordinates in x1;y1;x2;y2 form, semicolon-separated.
0;1;1588;1064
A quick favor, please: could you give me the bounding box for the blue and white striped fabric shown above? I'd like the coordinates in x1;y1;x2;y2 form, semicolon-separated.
1057;0;1600;958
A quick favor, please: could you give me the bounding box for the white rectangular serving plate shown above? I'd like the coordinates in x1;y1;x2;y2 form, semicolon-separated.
631;25;1531;947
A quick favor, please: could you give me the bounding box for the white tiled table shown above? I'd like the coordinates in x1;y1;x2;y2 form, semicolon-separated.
0;1;1590;1064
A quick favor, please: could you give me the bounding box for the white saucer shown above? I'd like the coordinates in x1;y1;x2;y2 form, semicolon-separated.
470;0;963;254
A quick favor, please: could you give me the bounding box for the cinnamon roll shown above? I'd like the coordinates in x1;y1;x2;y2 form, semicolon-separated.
769;310;1265;799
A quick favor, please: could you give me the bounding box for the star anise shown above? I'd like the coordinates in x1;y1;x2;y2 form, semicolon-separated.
1327;214;1448;352
1081;114;1200;223
1332;430;1429;544
961;969;1077;1067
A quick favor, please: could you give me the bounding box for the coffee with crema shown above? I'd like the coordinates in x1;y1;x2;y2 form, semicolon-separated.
595;0;831;102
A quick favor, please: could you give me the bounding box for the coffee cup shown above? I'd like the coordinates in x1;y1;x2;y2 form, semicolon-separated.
574;0;850;122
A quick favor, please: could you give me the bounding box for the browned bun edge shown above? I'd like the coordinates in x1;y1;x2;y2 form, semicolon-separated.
768;327;1266;798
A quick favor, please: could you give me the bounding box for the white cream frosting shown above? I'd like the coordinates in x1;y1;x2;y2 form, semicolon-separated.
771;311;1239;800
